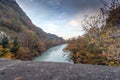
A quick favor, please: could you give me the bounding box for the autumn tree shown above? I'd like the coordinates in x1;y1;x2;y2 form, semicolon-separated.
65;0;120;65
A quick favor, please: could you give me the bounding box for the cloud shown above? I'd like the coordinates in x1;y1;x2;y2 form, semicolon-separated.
67;13;83;27
47;0;61;6
16;0;103;39
43;22;58;33
68;19;81;27
29;0;33;2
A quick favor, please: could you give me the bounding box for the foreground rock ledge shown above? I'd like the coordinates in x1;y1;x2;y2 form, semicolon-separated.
0;58;120;80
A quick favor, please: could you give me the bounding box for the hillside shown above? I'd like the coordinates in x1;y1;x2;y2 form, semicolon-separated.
0;0;65;60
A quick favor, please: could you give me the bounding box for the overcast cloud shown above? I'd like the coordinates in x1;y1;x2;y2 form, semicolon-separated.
16;0;104;39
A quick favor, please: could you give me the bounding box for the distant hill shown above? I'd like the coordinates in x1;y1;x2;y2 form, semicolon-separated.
0;0;65;60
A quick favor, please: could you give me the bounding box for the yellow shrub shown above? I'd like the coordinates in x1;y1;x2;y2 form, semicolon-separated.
3;52;13;59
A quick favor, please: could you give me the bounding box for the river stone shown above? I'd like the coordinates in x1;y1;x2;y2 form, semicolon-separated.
0;58;120;80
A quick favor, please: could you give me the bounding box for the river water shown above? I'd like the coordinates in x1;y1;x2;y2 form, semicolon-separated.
33;44;71;63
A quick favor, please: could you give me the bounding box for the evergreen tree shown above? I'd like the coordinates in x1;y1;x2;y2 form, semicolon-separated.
10;37;20;53
2;36;8;48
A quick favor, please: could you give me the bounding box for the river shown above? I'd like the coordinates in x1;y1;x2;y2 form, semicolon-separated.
33;44;71;63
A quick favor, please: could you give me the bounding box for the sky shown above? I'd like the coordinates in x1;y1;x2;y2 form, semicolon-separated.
16;0;103;39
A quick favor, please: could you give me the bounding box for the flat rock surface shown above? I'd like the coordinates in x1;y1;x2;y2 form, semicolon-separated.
0;58;120;80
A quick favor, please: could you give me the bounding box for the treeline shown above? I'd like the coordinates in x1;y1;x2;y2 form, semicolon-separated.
65;0;120;66
0;32;42;60
0;30;64;60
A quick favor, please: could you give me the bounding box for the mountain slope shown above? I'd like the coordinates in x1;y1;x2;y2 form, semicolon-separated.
0;0;65;60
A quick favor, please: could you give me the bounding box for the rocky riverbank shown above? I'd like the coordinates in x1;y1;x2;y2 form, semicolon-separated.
0;58;120;80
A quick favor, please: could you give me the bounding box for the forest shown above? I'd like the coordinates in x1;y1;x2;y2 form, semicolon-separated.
0;0;65;60
65;0;120;66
